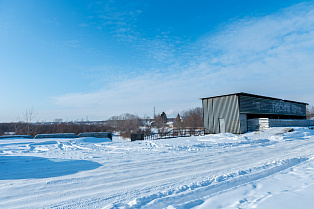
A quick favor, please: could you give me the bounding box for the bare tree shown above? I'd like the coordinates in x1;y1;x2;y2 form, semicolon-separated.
23;107;36;135
307;105;314;119
174;113;183;129
181;107;203;128
154;114;164;129
108;113;142;138
153;113;169;136
24;107;35;123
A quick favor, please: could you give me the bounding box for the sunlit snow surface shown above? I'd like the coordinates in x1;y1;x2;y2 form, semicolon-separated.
1;128;314;208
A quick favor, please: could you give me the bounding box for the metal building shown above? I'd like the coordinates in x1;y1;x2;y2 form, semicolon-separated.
201;92;307;134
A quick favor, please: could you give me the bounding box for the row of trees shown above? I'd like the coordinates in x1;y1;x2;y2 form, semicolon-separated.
0;122;112;137
106;113;145;138
106;107;204;138
0;107;203;138
154;107;203;128
176;107;203;128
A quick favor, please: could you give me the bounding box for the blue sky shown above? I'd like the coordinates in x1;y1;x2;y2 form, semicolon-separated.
0;0;313;122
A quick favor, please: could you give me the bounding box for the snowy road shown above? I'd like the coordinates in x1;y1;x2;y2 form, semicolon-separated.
1;127;314;208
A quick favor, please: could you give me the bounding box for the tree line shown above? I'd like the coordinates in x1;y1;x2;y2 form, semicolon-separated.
0;122;112;137
0;107;204;138
107;107;203;138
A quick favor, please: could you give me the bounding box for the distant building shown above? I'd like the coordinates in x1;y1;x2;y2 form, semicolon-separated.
201;92;308;134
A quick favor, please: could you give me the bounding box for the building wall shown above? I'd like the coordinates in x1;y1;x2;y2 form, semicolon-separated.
202;93;308;134
203;94;241;134
202;98;214;134
238;95;306;117
269;119;314;127
240;114;248;133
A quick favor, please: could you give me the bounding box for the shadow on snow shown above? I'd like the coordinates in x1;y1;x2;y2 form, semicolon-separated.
0;155;101;180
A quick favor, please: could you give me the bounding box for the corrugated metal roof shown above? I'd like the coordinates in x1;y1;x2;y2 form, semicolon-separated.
200;92;308;105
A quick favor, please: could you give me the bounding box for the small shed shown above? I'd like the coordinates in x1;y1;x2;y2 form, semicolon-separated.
201;92;307;134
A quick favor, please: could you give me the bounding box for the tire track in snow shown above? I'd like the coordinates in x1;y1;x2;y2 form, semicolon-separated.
125;157;309;209
1;146;268;208
2;132;314;208
34;151;311;208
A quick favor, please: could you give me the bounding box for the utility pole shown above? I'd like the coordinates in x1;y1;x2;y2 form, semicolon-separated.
154;106;156;118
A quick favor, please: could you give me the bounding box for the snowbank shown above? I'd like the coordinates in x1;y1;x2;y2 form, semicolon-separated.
1;127;314;208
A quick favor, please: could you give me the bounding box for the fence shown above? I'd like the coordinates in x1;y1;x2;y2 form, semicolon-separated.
142;128;205;141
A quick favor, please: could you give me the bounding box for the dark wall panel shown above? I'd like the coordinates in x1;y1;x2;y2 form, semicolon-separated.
239;95;306;116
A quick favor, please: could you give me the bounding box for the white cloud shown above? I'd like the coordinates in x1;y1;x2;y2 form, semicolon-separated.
94;1;143;42
64;40;81;48
53;2;314;120
79;23;89;27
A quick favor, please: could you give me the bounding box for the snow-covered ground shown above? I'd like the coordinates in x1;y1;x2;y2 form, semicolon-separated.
1;127;314;208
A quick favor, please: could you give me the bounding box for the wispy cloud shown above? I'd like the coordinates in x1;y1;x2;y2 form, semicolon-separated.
64;40;81;48
87;1;184;66
92;1;143;42
53;2;314;119
79;23;89;27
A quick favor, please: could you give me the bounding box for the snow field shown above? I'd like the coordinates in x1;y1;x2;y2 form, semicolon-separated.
1;127;314;208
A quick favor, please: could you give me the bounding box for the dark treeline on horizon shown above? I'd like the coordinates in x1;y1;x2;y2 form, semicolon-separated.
0;122;112;137
0;107;204;138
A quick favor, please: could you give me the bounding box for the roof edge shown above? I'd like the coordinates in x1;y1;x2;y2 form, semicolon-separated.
200;92;308;105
